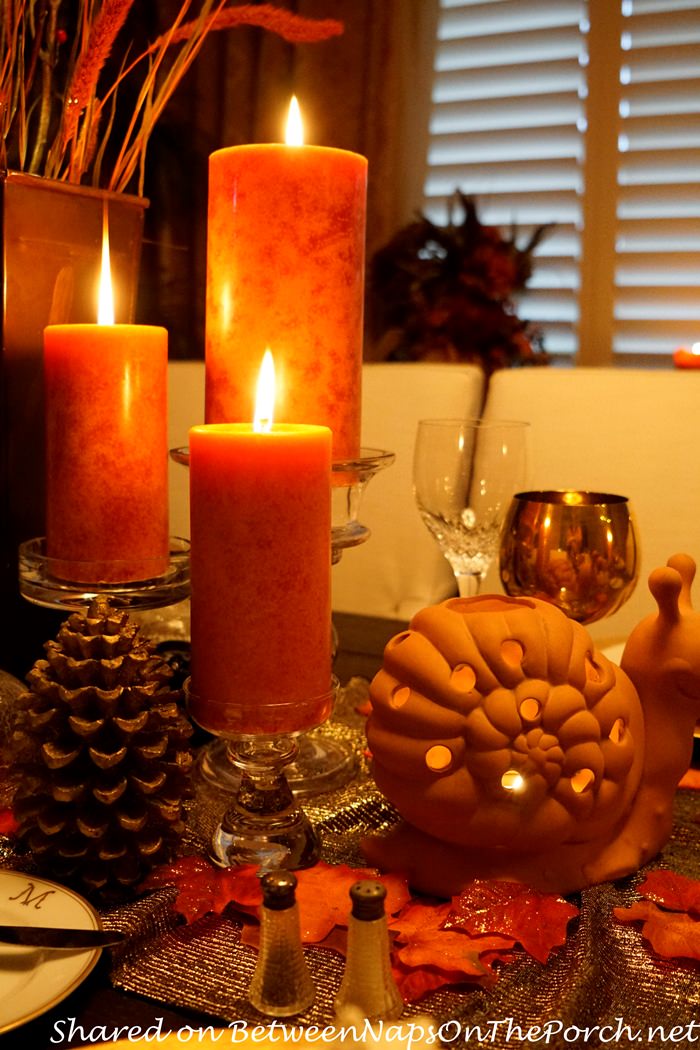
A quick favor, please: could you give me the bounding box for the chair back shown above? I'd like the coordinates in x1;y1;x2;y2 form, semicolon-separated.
168;360;205;539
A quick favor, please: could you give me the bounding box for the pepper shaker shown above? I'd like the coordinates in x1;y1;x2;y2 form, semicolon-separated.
248;870;315;1017
334;879;403;1020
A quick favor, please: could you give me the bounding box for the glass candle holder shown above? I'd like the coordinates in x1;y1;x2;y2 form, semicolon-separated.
187;680;336;868
18;536;191;611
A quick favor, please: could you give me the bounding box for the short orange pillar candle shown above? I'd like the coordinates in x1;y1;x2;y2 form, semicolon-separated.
205;100;367;461
188;356;333;737
44;323;169;582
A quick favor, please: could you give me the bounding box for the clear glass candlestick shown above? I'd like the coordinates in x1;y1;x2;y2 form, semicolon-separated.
172;446;394;798
187;680;336;869
17;536;191;611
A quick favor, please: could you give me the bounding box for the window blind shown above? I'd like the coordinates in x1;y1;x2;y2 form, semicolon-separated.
422;0;700;364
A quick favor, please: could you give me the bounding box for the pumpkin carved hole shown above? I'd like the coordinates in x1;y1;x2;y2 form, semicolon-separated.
450;663;476;692
571;768;595;793
501;769;525;792
425;745;453;773
609;718;626;744
520;697;541;722
585;655;602;682
390;686;410;709
501;639;524;666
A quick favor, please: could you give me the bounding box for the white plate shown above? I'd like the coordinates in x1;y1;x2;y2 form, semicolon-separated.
0;869;102;1034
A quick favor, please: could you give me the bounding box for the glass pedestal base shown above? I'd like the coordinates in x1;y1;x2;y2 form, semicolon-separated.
187;678;337;870
196;727;357;798
210;736;320;870
18;537;190;611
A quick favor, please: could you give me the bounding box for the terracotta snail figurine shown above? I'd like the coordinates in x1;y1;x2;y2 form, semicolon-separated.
362;554;700;896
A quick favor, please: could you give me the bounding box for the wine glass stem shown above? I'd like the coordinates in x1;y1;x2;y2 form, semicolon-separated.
455;572;482;597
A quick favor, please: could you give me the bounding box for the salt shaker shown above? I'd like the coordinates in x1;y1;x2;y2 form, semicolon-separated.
248;870;315;1017
334;879;403;1020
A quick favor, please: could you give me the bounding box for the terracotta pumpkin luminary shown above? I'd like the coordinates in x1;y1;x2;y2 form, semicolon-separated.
363;554;700;896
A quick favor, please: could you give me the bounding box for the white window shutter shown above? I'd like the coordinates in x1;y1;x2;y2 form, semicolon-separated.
614;0;700;360
422;0;700;365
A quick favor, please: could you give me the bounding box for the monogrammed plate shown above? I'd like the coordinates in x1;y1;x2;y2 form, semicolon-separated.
0;869;101;1033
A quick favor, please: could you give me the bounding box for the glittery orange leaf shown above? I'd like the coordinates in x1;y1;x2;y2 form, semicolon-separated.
614;900;700;962
0;808;18;836
445;879;579;964
140;854;218;923
294;863;409;942
636;870;700;917
390;898;514;1000
141;857;410;941
395;928;509;976
392;958;481;1002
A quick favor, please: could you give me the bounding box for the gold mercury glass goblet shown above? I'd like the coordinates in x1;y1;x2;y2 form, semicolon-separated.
499;490;639;624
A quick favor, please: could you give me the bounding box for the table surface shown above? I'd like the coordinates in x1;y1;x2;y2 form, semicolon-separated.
0;613;406;1049
3;611;700;1048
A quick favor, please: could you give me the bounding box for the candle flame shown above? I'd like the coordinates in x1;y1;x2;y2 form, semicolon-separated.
97;205;115;325
254;350;275;432
285;95;304;146
692;342;700;356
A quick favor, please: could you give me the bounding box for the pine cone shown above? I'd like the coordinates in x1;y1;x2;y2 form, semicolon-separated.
11;596;193;899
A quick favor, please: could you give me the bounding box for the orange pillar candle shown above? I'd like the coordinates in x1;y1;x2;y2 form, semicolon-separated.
205;99;367;461
188;355;332;737
44;324;169;583
44;219;168;583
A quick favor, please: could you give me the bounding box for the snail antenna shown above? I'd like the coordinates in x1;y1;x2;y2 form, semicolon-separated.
648;566;682;628
666;554;696;611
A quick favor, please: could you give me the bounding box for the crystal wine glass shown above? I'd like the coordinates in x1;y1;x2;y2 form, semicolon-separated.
499;489;639;624
413;418;529;597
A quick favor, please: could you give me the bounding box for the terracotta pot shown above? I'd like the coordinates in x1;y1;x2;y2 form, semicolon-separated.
0;171;147;675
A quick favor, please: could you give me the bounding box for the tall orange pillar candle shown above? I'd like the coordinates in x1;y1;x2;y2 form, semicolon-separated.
205;98;367;461
44;221;168;583
188;355;332;737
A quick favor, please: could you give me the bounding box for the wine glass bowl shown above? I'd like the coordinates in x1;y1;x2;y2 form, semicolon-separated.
413;418;529;597
499;489;639;624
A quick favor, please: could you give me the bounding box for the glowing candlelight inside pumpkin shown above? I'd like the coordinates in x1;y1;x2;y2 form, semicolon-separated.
501;770;526;792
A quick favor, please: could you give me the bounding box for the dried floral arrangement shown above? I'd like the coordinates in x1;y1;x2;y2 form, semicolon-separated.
0;1;342;194
367;191;553;375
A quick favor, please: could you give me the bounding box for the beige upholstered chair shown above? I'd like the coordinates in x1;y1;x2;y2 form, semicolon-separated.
331;363;486;621
168;360;205;540
482;367;700;644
